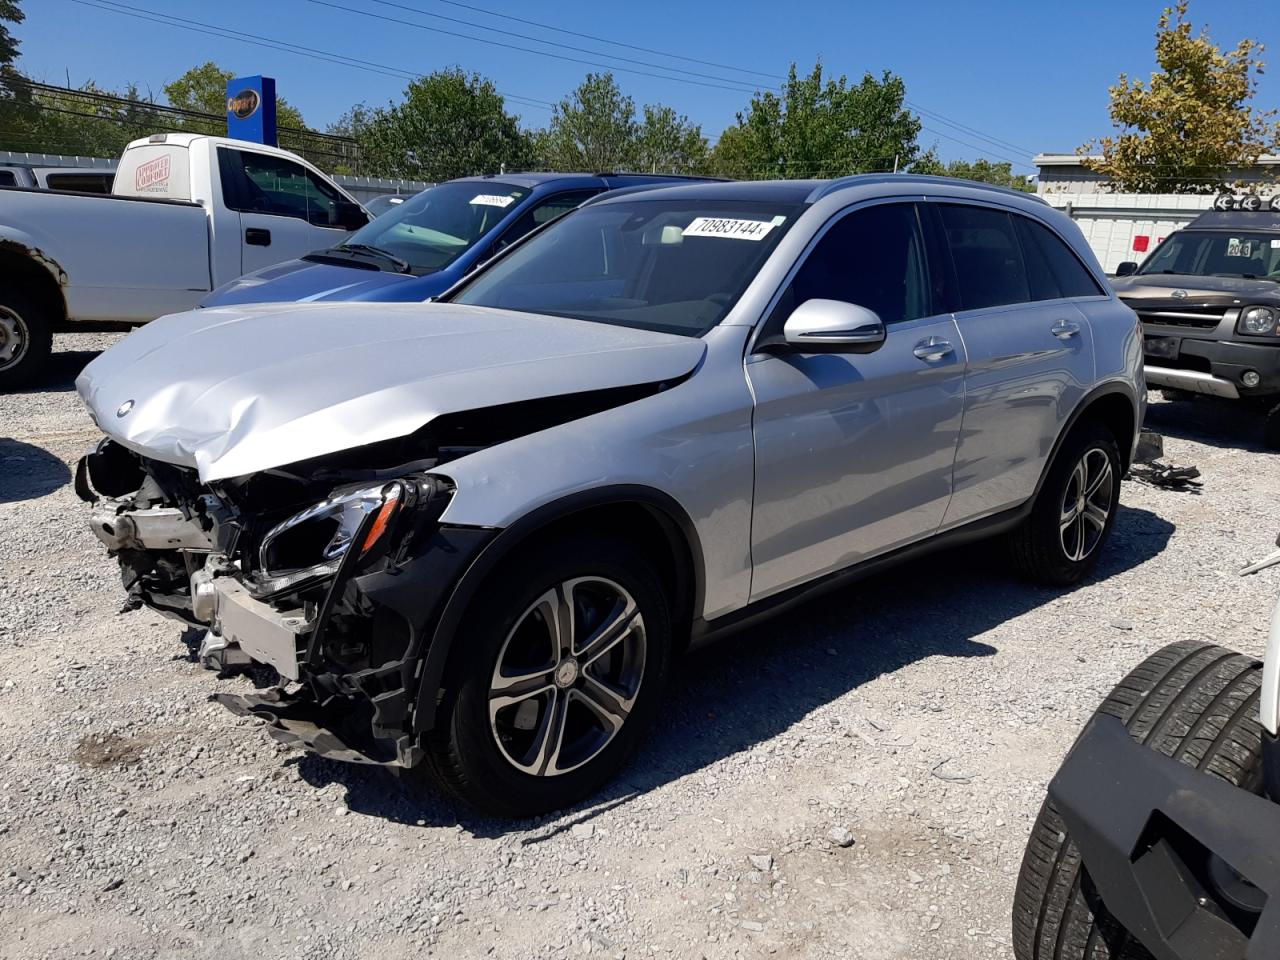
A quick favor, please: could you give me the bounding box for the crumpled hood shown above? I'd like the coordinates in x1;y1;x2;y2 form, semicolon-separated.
201;258;435;307
1112;273;1279;301
77;302;705;482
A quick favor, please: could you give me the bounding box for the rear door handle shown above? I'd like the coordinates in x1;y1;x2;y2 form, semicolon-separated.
1051;319;1081;339
245;228;272;247
913;337;954;362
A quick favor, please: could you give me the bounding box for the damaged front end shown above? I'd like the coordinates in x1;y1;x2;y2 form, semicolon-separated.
76;435;493;768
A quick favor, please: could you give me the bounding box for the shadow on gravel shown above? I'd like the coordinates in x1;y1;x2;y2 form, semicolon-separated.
1145;396;1271;454
16;347;105;394
295;504;1175;836
0;437;71;502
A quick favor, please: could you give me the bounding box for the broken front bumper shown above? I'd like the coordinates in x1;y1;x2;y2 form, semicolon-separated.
1049;715;1280;960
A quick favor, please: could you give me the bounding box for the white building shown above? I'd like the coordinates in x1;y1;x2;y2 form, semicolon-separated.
1034;153;1280;272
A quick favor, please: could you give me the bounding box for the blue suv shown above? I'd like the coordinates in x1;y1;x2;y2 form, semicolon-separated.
202;172;706;306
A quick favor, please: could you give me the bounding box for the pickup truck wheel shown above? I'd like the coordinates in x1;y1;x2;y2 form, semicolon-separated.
1263;402;1280;450
420;536;672;817
1009;421;1121;586
0;291;52;391
1011;641;1265;960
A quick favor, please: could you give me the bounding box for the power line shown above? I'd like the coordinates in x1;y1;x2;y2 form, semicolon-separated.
907;100;1033;160
425;0;780;81
358;0;772;91
306;0;766;95
63;0;554;112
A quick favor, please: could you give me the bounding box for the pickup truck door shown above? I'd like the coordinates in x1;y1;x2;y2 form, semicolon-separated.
746;200;966;601
216;147;357;276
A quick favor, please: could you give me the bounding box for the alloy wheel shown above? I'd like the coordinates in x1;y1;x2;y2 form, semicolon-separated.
489;576;646;777
0;306;29;371
1059;448;1114;562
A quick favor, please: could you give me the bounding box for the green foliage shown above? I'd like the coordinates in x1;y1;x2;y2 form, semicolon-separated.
163;61;308;130
708;62;922;179
352;68;534;180
910;149;1033;191
1085;1;1280;193
633;104;709;174
0;0;22;70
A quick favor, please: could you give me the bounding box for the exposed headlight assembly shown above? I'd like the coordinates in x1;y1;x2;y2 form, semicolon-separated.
256;482;403;595
1239;305;1279;336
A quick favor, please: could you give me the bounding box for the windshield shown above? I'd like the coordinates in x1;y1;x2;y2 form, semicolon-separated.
448;199;801;337
343;180;530;273
1139;230;1280;281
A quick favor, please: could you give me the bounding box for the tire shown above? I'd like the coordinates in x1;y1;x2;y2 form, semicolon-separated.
1012;641;1265;960
420;535;672;817
1264;402;1280;451
0;288;53;392
1010;421;1122;586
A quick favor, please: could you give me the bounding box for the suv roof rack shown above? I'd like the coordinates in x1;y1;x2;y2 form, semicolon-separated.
806;173;1047;205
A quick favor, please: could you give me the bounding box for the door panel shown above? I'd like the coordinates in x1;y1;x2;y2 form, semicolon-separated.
943;300;1093;524
747;314;967;599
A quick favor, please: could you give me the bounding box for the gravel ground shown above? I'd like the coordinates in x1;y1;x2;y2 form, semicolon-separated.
3;332;1280;960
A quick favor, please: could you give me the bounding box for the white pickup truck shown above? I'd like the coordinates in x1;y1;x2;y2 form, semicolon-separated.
0;133;370;389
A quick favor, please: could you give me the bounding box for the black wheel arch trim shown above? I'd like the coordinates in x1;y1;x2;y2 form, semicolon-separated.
411;484;706;733
1034;380;1141;501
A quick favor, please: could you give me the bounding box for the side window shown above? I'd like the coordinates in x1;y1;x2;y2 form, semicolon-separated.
1014;216;1105;299
495;190;600;251
938;204;1030;310
765;202;931;336
218;148;345;225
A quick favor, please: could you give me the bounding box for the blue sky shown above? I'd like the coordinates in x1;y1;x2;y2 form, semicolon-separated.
12;0;1280;172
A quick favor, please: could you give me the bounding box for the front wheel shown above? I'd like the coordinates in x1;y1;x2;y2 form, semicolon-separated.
1010;421;1122;586
0;290;53;392
421;536;672;817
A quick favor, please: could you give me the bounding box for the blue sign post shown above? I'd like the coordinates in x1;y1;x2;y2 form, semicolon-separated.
225;76;278;147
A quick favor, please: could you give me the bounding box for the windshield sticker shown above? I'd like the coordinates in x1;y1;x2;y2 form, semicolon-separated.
470;194;516;208
1226;238;1255;257
682;217;780;241
1272;239;1280;249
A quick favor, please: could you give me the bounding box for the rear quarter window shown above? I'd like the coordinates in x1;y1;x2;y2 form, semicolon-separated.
1014;216;1104;299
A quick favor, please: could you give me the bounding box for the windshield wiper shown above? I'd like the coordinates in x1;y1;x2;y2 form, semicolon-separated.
340;243;411;273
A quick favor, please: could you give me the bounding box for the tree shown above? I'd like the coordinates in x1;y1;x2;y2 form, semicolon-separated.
910;149;1033;191
1083;1;1280;193
355;68;534;180
633;104;708;174
538;73;639;171
0;0;22;71
163;61;308;131
708;62;922;179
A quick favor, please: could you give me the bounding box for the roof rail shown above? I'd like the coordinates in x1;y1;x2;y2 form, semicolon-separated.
806;173;1046;205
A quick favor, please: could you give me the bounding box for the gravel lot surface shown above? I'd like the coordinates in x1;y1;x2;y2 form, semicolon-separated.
3;332;1279;960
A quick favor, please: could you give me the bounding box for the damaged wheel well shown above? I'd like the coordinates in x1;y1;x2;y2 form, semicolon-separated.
0;247;67;326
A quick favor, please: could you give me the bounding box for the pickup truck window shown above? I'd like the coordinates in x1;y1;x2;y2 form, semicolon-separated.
0;170;17;187
218;148;346;226
1140;230;1280;281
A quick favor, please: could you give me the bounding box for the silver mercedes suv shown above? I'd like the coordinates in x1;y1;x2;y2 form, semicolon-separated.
75;175;1145;815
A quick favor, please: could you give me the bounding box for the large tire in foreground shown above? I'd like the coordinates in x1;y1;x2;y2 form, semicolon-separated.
1012;641;1265;960
1010;420;1122;586
419;535;672;817
0;288;53;392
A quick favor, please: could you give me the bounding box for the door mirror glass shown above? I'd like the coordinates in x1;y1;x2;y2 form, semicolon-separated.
1114;261;1139;277
334;199;371;230
782;299;886;353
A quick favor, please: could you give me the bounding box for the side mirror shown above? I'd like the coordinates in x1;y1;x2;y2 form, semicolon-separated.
1114;261;1139;277
333;199;371;230
781;299;886;353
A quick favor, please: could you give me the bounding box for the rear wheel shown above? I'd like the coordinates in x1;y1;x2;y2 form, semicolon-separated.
1010;421;1121;586
421;536;672;817
1012;641;1265;960
0;289;53;392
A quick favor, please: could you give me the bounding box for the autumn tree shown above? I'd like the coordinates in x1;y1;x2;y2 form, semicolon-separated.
1084;1;1280;193
709;62;921;179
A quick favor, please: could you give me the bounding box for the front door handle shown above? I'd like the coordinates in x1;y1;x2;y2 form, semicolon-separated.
913;336;954;362
1051;319;1082;339
245;227;272;247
